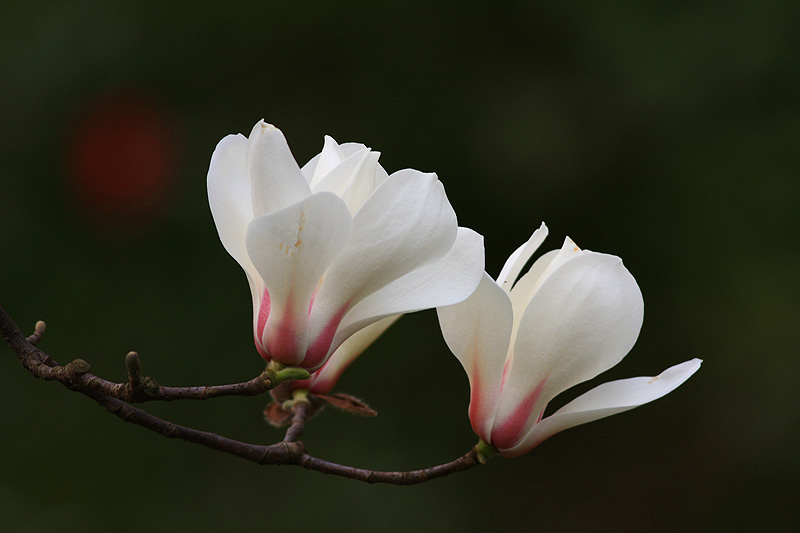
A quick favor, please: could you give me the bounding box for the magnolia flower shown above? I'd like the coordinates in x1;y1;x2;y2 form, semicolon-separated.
208;120;484;370
438;223;701;457
296;221;485;393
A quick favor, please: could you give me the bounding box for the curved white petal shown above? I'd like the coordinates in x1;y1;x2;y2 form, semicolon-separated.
300;153;320;184
245;192;352;366
341;151;381;214
312;147;369;197
332;227;484;348
508;237;583;312
495;250;644;446
507;249;558;333
437;273;512;442
496;222;548;292
502;359;702;456
338;141;369;157
247;121;311;216
305;135;346;188
308;169;458;343
207;133;255;275
306;315;401;394
313;148;381;214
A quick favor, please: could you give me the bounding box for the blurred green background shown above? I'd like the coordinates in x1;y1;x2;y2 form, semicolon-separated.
2;1;798;531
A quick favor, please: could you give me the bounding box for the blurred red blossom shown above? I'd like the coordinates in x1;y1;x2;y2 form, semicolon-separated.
66;90;177;229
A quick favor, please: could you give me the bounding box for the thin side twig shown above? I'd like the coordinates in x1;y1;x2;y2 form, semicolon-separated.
0;305;275;403
283;401;310;443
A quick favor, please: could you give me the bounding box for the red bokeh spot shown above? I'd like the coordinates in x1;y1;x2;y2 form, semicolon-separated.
67;91;177;226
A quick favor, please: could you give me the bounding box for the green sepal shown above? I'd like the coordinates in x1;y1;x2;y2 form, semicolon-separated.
474;439;498;464
275;367;311;383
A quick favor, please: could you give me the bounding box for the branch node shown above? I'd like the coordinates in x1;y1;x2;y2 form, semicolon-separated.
66;359;91;379
140;376;161;397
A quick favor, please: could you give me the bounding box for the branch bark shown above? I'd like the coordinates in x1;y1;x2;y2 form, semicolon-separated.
283;400;310;443
1;304;481;484
0;306;276;402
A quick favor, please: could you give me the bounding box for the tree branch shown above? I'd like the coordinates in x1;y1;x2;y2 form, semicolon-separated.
1;304;481;484
0;305;277;402
283;400;310;443
299;449;480;484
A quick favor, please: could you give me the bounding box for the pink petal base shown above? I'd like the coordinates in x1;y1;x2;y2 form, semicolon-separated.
302;304;349;370
255;287;271;360
489;378;547;451
252;286;349;370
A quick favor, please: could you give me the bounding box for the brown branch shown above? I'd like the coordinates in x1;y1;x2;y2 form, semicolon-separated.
82;378;306;465
283;400;310;443
0;305;276;403
1;304;482;484
300;449;480;484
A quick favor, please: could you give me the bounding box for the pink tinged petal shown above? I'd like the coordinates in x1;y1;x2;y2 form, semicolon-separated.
247;121;311;216
302;303;350;371
490;378;547;451
254;286;271;359
504;359;702;457
331;227;485;352
437;273;513;443
256;287;270;338
308;169;458;346
207;133;256;275
245;192;352;366
496;222;548;292
496;247;644;444
305;315;401;394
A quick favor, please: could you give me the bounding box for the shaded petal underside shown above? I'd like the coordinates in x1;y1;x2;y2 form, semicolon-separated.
502;359;702;457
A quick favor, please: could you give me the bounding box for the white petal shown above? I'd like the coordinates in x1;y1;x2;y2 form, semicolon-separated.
245;192;352;365
306;315;401;394
341;151;381;214
507;249;558;332
300;153;319;184
338;141;369;157
247;121;311;216
207;133;255;275
495;250;644;444
496;222;548;291
437;273;512;443
306;135;346;188
505;238;585;349
333;227;484;345
308;169;458;342
313;148;381;214
337;143;390;187
508;236;584;310
504;359;702;456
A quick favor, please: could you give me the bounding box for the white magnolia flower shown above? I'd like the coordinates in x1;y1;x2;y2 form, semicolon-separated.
438;223;700;457
208;120;484;370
